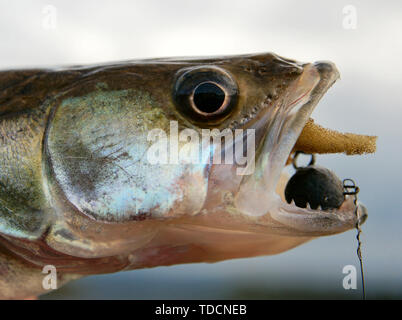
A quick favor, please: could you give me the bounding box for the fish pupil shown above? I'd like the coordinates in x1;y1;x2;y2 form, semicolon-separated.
193;82;225;113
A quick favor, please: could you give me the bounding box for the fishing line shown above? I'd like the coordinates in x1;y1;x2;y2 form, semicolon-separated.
289;153;366;299
343;178;366;300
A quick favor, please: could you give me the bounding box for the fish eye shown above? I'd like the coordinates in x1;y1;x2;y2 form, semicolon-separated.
173;66;238;124
192;81;225;114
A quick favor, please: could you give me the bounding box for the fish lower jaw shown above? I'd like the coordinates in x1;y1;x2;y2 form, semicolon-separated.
269;190;366;235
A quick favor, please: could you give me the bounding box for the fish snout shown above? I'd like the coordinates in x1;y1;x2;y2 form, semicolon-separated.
313;61;340;82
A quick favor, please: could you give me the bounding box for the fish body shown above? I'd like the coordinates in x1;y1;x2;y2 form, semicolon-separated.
0;53;374;298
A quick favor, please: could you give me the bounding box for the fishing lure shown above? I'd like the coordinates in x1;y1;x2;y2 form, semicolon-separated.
287;152;366;299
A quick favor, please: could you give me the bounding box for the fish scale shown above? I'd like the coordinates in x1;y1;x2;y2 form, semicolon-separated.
0;53;375;298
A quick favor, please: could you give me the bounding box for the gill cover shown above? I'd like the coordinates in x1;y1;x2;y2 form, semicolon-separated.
44;78;209;223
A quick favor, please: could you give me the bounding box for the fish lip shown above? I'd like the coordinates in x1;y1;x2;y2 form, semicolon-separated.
270;61;366;235
265;61;341;192
272;195;368;236
252;61;341;194
236;60;364;236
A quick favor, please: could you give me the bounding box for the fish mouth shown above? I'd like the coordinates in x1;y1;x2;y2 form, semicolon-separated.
235;61;369;236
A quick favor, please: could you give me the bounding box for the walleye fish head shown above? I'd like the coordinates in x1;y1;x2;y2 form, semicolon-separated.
39;53;372;262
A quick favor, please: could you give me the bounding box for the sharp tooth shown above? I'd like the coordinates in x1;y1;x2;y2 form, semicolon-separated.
290;199;295;206
306;202;311;210
317;205;322;211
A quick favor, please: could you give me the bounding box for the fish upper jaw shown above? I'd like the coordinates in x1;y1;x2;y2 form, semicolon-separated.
232;61;366;236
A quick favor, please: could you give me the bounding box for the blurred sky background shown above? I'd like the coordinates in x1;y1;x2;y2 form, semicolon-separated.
0;0;401;299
